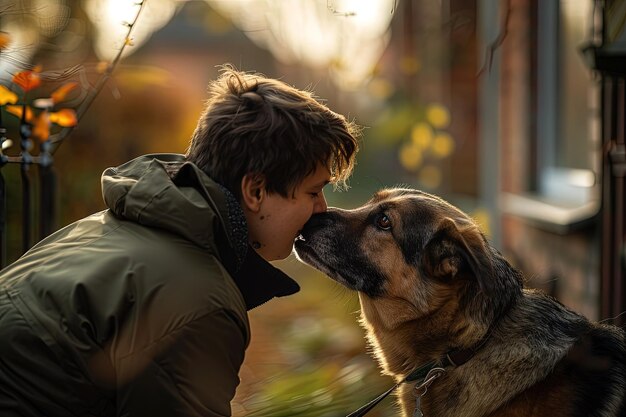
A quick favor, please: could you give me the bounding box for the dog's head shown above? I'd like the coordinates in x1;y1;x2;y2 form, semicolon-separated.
295;188;521;331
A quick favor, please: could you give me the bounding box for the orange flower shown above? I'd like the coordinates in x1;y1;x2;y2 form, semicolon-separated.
12;68;42;92
6;104;49;140
49;108;77;127
51;82;78;104
32;111;51;142
0;32;10;51
6;105;34;122
0;85;18;105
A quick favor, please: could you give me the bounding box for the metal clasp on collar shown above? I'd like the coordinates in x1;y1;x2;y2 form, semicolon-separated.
413;368;446;417
414;367;446;396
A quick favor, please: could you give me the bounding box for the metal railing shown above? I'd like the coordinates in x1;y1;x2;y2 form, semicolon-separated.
0;120;56;268
0;1;146;269
601;75;626;327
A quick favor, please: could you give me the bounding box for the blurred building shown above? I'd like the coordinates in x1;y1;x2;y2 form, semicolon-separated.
1;2;624;416
1;0;624;322
480;0;625;326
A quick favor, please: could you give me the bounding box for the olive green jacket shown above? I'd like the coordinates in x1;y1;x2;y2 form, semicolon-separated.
0;154;299;417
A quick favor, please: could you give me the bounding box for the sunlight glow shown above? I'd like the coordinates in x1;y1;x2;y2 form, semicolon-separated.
210;0;396;89
85;0;177;61
82;0;395;89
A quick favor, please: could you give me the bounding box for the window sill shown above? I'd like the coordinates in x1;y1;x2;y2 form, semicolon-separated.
500;192;600;234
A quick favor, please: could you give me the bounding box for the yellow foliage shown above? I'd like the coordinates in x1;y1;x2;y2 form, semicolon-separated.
426;104;450;129
0;31;11;51
6;105;34;122
399;143;423;171
32;111;51;142
431;132;455;158
51;82;79;104
49;109;78;127
0;85;18;105
411;122;433;149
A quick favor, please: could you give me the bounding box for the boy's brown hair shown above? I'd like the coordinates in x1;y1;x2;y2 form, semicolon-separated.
186;65;360;199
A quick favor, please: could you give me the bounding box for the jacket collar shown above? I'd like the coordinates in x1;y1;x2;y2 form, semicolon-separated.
103;154;300;310
232;246;300;310
171;158;301;309
210;175;300;309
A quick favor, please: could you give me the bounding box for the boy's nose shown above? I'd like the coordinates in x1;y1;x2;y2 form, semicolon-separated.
313;191;328;213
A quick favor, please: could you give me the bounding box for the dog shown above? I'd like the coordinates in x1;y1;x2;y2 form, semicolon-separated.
294;188;626;417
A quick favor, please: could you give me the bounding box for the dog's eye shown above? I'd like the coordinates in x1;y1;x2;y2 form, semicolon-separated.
375;214;392;230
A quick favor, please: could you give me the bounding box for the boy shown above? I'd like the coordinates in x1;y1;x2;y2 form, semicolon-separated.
0;65;360;416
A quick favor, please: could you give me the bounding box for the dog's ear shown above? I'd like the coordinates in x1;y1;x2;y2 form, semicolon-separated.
421;217;494;293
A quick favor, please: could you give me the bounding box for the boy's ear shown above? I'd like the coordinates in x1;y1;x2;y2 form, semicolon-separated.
240;174;266;212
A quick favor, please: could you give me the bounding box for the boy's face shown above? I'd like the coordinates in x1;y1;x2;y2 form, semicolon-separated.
243;164;330;261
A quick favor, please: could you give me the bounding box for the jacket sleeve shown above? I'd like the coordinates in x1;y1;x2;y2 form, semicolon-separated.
116;309;246;417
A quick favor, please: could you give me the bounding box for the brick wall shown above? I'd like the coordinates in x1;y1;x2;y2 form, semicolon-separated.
497;0;600;319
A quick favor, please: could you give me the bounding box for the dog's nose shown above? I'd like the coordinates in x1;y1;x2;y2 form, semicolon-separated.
304;206;348;230
303;212;333;229
301;211;337;239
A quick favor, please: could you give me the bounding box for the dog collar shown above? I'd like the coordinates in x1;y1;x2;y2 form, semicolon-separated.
346;346;483;417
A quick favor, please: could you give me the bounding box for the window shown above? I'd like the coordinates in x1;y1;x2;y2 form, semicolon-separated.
501;0;601;232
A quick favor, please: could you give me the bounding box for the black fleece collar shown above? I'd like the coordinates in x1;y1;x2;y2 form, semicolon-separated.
157;156;299;310
232;246;300;310
216;184;300;310
170;160;300;310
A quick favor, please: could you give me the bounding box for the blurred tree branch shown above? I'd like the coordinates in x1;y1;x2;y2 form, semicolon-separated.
476;0;511;78
48;0;147;154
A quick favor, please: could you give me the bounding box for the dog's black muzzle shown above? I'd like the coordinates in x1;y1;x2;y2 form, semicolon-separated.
300;211;337;240
295;208;386;297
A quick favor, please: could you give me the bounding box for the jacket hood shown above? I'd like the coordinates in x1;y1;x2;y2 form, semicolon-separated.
102;153;247;272
101;154;300;309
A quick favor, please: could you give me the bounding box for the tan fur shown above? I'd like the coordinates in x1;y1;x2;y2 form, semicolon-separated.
295;188;626;417
352;194;572;416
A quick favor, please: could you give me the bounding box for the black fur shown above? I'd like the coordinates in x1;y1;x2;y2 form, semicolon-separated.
296;188;626;417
